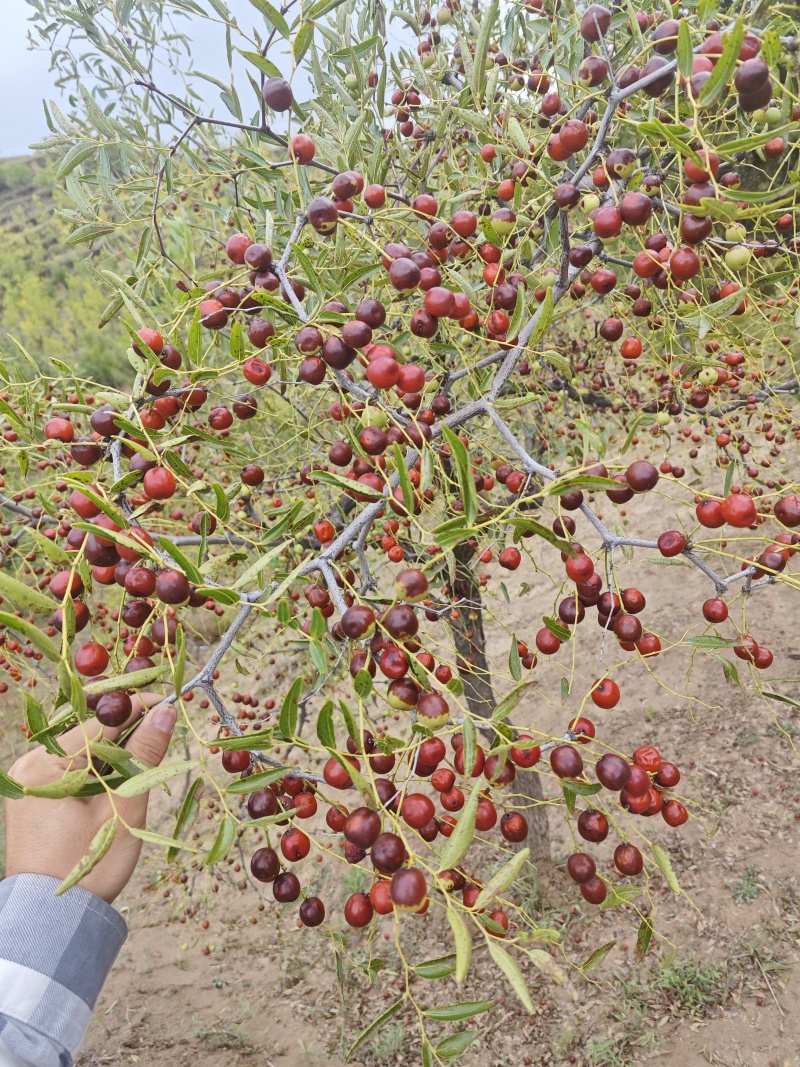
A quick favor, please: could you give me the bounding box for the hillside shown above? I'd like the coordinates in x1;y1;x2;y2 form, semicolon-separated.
0;154;129;386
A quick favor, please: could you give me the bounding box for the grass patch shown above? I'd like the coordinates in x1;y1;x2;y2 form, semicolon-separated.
727;865;764;905
657;959;729;1014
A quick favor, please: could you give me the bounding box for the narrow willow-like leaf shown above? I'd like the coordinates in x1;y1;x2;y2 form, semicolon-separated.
413;953;457;980
447;907;473;982
279;676;302;737
425;999;495;1022
114;759;199;798
475;848;530;910
635;917;653;961
438;781;481;871
346;996;405;1060
167;776;204;863
56;817;118;895
0;570;56;614
486;939;533;1011
205;814;237;866
581;939;616;973
653;843;681;895
0;613;61;662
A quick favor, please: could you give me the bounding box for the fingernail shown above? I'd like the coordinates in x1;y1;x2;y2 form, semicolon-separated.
150;704;177;735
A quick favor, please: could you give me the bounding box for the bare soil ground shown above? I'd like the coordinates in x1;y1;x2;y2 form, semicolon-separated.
2;477;799;1067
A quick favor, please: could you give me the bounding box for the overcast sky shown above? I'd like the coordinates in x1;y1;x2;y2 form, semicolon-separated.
0;1;305;158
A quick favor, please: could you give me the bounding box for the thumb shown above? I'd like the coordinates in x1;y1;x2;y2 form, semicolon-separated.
115;703;178;827
123;702;177;768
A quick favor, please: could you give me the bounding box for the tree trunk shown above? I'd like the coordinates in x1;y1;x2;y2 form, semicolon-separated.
449;541;551;864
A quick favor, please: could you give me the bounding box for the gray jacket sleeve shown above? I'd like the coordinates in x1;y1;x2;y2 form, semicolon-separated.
0;875;127;1067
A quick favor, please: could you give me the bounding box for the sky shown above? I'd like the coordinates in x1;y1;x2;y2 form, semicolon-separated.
0;1;303;158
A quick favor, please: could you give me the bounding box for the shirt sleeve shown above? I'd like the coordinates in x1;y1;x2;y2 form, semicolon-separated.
0;874;127;1067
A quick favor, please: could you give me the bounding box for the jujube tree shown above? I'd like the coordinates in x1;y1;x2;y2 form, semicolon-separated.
3;0;800;1056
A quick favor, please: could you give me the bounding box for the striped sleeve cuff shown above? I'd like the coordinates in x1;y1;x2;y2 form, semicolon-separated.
0;875;127;1067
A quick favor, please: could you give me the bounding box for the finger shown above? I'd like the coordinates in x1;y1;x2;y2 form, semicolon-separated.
115;703;178;825
122;702;177;768
57;690;164;757
132;690;165;714
57;706;145;757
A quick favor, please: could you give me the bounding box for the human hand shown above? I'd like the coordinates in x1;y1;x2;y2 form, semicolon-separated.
4;693;177;903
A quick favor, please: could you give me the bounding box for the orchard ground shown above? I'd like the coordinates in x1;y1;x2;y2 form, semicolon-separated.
1;460;797;1067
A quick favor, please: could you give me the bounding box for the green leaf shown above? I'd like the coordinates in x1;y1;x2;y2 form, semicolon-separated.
115;759;199;798
56;817;118;895
338;699;359;742
447;907;473;982
22;528;71;565
561;779;603;797
441;425;477;525
436;1031;479;1059
762;689;800;709
157;538;204;584
56;141;98;180
327;748;373;804
172;626;187;696
353;668;373;700
392;443;415;517
716;655;742;689
653;843;680;895
316;699;336;749
486;939;533;1011
346;996;406;1061
685;635;736;649
205;814;237;866
213;732;262;751
0;612;61;662
85;665;168;695
24;694;65;756
510;517;575;556
437;780;480;871
635;917;653;962
543;616;570;641
462;717;476;790
129;826;201;854
505;115;530;158
65;482;128;527
212;483;230;521
225;766;288;795
167;777;204;864
698;18;743;107
292;21;314;63
425;1000;494;1022
471;0;498;104
0;767;24;799
0;570;58;614
247;0;290;37
492;681;531;723
312;469;383;500
527;947;565;984
677;19;693;79
545;475;620;497
89;739;145;778
581;939;616;973
188;310;203;365
237;49;282;78
413;953;457;980
600;884;643;909
475;848;530;910
24;767;89;798
508;635;521;682
279;676;303;738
